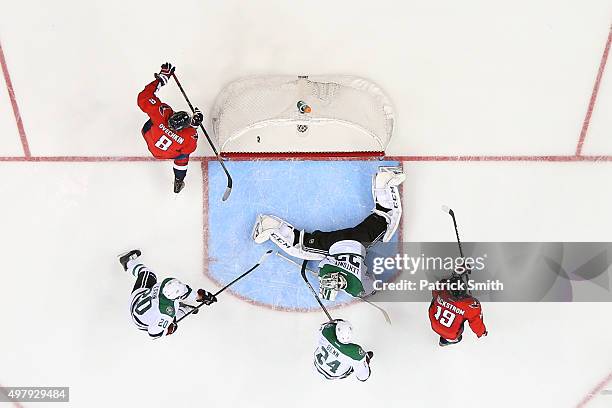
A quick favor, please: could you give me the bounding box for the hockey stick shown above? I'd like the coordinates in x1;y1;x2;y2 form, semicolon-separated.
171;73;233;201
278;253;391;324
176;249;273;322
300;260;333;321
441;205;464;258
441;205;472;289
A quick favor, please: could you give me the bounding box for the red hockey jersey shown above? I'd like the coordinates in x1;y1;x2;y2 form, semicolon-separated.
137;80;198;162
428;280;487;340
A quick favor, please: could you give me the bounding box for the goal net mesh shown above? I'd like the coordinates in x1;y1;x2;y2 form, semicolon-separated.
210;75;395;157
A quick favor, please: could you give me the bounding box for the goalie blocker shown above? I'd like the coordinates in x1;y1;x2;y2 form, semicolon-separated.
252;166;405;301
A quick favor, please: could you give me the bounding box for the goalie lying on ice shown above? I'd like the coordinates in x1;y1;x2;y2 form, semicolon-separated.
252;166;405;301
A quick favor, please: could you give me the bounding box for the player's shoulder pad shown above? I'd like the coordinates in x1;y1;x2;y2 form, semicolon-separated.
321;321;335;331
468;298;481;309
159;104;171;116
341;343;366;361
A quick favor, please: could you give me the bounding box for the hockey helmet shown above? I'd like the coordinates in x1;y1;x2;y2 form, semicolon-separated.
448;275;468;299
319;271;347;301
335;320;353;344
168;111;191;131
162;278;189;300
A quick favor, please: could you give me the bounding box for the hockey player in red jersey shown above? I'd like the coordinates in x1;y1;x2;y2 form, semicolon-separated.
137;63;203;193
428;274;487;346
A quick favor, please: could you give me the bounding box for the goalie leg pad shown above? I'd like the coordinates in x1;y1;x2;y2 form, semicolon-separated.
252;214;298;245
371;166;405;242
252;214;324;260
373;166;406;190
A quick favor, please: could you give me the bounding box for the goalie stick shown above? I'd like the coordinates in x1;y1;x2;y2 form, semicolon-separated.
277;252;391;325
172;73;233;201
177;250;273;323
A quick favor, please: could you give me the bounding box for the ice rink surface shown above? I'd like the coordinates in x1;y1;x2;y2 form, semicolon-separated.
1;0;612;407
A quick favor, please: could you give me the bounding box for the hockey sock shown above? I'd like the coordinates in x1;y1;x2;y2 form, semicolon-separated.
132;268;157;292
173;166;187;181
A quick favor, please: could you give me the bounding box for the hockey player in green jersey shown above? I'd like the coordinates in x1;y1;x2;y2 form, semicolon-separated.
119;249;217;339
314;319;373;381
252;166;405;301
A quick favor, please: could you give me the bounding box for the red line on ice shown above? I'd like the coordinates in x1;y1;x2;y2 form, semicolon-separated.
0;40;30;158
576;371;612;407
2;154;612;162
575;25;612;156
201;161;209;278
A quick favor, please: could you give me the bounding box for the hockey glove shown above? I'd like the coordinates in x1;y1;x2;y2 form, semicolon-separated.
155;62;175;86
167;321;178;335
190;108;204;128
366;351;374;363
197;289;218;305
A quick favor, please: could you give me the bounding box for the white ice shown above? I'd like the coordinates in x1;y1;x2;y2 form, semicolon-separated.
1;1;612;407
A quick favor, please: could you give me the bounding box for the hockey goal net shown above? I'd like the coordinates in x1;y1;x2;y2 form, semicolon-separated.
210;75;395;158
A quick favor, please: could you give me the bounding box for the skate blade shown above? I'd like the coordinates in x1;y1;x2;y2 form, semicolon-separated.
117;249;141;258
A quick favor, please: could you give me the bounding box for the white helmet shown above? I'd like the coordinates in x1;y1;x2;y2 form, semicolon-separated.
335;320;353;344
162;278;188;300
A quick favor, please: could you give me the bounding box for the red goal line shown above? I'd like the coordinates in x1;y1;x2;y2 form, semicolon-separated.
1;154;612;163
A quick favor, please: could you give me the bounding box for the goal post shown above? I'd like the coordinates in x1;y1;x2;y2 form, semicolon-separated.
210;75;395;158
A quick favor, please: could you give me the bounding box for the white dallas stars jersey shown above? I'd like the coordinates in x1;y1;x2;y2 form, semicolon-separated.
130;278;196;339
318;240;375;298
314;322;370;381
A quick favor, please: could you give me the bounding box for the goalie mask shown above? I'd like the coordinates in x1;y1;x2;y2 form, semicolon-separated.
319;271;347;301
168;111;191;131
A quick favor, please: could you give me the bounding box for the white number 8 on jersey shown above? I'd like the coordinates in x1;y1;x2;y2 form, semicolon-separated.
155;135;173;151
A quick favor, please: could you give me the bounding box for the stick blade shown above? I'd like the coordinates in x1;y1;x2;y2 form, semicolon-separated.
221;186;232;201
258;249;274;264
441;205;451;213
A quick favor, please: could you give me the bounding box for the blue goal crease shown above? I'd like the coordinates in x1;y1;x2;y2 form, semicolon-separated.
207;160;400;311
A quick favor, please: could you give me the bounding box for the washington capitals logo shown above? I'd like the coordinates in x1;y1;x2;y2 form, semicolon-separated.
159;105;171;116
